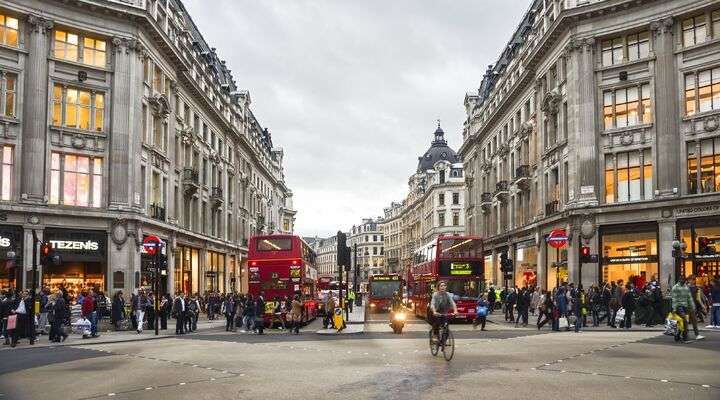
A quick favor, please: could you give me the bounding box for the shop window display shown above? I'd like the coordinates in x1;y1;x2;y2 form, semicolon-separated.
42;262;104;303
515;245;538;288
680;223;720;285
546;244;568;289
601;231;657;288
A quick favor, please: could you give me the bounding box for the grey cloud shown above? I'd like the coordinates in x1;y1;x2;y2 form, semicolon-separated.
183;0;528;236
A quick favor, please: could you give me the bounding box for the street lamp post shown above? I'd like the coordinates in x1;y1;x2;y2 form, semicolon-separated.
672;239;687;285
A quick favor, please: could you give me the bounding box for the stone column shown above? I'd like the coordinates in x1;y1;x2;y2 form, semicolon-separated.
537;229;546;290
565;37;598;206
651;18;680;198
20;15;53;204
658;220;676;292
109;38;143;210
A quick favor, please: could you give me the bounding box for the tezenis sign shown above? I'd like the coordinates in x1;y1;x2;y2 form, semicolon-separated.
49;240;100;251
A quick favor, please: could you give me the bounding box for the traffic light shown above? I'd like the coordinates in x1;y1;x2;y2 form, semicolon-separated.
336;231;351;269
159;254;168;276
499;251;513;279
40;242;62;267
40;242;51;265
580;246;591;262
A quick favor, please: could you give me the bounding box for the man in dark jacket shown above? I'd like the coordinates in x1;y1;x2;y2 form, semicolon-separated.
172;293;185;335
255;293;266;335
621;283;636;329
223;295;236;332
505;288;517;322
52;291;68;343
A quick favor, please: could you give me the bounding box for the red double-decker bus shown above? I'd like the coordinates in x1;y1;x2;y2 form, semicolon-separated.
248;234;319;325
408;235;484;321
367;274;402;313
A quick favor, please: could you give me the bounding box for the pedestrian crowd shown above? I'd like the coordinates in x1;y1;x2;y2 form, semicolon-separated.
472;274;719;341
0;285;314;347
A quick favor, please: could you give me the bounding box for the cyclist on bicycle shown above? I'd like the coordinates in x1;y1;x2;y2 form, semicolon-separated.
430;281;458;341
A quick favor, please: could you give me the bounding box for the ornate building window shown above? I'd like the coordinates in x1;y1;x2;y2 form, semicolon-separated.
0;15;19;47
685;68;720;116
53;30;106;67
50;153;103;207
602;84;651;129
1;72;16;118
687;138;720;194
51;84;105;132
1;145;12;201
604;149;652;203
682;15;707;47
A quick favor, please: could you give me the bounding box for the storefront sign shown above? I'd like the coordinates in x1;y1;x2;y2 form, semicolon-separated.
546;229;568;249
49;240;99;251
0;236;10;248
675;204;720;217
205;271;217;277
44;230;106;262
603;255;658;264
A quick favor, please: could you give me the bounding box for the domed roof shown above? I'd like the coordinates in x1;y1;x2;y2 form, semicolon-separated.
417;124;459;172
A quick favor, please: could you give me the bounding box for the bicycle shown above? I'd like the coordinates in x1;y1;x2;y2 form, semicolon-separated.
429;313;455;361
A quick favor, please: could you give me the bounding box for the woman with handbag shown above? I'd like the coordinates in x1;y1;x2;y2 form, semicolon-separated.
537;290;554;330
10;290;35;347
473;296;489;331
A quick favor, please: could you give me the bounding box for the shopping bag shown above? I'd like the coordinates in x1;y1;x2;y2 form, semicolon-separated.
558;317;569;329
614;307;625;326
6;314;17;330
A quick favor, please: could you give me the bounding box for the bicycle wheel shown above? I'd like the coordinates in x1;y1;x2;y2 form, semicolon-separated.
442;328;455;361
429;329;439;356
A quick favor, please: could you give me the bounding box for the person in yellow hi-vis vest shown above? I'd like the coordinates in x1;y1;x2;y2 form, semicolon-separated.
348;290;356;313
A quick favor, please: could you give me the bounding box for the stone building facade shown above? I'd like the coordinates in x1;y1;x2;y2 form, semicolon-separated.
381;124;466;274
461;0;720;291
0;0;296;299
349;218;384;284
311;235;338;279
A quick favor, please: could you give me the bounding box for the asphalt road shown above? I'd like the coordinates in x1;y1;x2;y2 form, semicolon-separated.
0;314;717;400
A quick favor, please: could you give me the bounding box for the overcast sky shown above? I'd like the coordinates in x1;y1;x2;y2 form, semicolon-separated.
183;0;528;238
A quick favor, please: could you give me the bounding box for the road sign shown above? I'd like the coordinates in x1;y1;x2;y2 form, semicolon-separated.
143;235;162;256
546;229;568;249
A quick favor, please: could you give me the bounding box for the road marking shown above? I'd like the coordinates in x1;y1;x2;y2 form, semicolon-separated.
661;380;668;383
144;387;152;391
179;382;186;386
702;385;710;388
107;394;115;397
210;378;216;381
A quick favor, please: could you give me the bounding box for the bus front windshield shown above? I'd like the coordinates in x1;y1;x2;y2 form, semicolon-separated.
445;280;480;300
370;281;402;299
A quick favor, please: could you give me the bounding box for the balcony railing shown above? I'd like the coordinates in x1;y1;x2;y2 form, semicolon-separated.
182;168;200;195
149;203;166;221
514;165;530;180
495;180;509;193
545;200;559;216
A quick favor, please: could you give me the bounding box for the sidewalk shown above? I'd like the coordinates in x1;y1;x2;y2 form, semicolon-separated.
0;317;227;351
345;303;365;325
